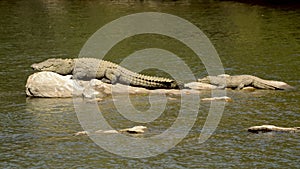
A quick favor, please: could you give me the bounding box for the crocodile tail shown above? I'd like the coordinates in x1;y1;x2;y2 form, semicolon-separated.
254;79;295;90
97;59;181;89
117;66;181;89
127;74;181;89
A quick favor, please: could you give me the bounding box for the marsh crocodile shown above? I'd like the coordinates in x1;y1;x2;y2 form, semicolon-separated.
31;58;183;89
198;74;294;90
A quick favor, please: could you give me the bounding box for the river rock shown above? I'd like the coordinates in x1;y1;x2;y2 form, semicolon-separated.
26;72;84;97
248;125;300;133
201;96;233;102
26;72;219;98
118;126;147;134
184;82;217;90
74;126;147;135
95;126;147;134
241;86;256;91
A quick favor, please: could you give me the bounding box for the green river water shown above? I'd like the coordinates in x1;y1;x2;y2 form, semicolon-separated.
0;0;299;168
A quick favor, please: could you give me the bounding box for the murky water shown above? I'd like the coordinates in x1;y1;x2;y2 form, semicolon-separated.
0;0;299;168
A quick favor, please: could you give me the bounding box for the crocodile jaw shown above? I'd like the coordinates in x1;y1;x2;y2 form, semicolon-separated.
31;58;74;75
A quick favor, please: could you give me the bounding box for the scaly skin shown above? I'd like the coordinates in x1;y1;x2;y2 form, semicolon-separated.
198;74;294;90
31;58;183;89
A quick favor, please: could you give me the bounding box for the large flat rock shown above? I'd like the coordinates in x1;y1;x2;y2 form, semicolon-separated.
25;72;218;98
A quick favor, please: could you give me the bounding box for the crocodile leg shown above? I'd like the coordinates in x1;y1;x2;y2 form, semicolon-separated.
236;79;254;90
104;68;120;84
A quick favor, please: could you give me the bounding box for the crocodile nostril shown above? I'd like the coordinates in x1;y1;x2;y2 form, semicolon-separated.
31;64;38;70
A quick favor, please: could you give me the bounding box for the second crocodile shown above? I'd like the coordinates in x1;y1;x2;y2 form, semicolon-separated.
198;74;294;90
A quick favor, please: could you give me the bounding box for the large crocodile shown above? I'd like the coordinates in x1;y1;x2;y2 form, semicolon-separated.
198;74;294;90
31;58;183;89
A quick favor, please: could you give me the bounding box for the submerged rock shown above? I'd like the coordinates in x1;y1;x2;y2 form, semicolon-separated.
118;126;147;134
201;96;233;102
184;82;217;90
74;126;147;136
248;125;300;133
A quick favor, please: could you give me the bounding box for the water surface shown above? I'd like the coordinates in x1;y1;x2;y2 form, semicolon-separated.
0;0;299;168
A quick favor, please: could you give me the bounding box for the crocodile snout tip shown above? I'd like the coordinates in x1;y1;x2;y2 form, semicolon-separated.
31;63;39;70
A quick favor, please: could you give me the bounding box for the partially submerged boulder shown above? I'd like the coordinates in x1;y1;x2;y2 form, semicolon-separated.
25;72;84;97
74;126;147;136
248;125;300;133
25;72;218;98
184;82;217;90
118;126;147;134
201;96;233;102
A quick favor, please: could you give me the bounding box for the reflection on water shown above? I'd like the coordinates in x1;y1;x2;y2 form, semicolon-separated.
0;0;299;168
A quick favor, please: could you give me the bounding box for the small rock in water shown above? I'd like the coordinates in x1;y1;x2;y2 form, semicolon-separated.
74;126;148;136
248;125;300;133
168;97;177;101
74;131;89;136
185;82;217;90
95;130;119;134
201;96;232;102
241;86;256;91
119;126;147;134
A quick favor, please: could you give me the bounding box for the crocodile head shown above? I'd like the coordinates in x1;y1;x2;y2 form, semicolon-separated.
31;58;75;75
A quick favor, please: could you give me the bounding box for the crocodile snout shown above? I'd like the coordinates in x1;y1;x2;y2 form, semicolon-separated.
31;63;40;70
